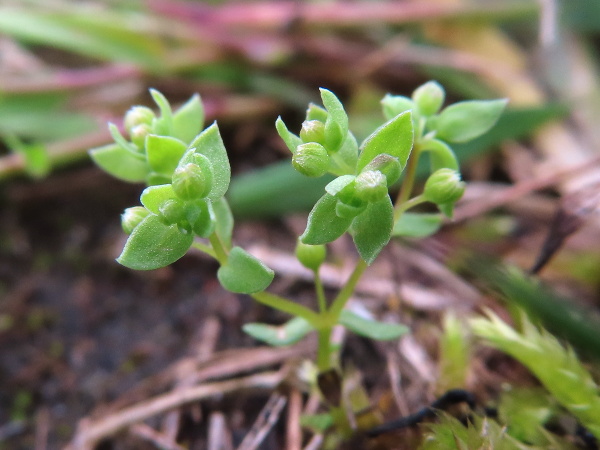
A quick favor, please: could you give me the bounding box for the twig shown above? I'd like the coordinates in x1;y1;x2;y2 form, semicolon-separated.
69;371;283;450
286;388;303;450
130;423;187;450
236;391;287;450
208;412;233;450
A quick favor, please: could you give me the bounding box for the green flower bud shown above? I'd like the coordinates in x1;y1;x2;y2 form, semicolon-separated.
172;162;212;200
300;120;326;144
158;198;186;225
295;239;326;271
124;106;156;134
121;206;150;234
423;168;465;205
354;170;388;203
381;94;415;120
412;81;445;116
292;142;330;177
130;124;152;149
363;154;402;186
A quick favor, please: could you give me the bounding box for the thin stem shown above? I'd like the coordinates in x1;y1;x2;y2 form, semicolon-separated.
329;258;368;319
251;291;321;327
208;233;229;265
314;270;327;313
191;240;216;259
316;327;333;372
393;145;421;223
394;194;427;216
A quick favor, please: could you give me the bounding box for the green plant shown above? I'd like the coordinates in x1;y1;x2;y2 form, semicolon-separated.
90;82;506;438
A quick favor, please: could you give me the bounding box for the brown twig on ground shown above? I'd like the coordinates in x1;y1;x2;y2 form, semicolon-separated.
236;391;288;450
130;423;187;450
286;388;303;450
68;371;283;450
208;412;233;450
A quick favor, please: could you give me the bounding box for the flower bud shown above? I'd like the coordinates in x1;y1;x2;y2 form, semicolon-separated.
130;124;152;149
124;106;156;134
295;239;326;271
300;120;326;144
423;168;465;205
292;142;330;177
158;198;186;225
354;170;388;203
412;81;445;116
363;154;402;186
172;162;212;200
121;206;150;234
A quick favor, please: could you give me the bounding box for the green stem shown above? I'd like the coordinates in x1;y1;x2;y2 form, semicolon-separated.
393;145;421;223
191;240;216;259
208;233;229;265
314;270;327;313
317;327;333;372
329;258;368;319
394;194;427;216
251;291;322;327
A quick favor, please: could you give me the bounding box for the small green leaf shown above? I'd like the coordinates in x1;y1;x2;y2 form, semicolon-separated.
173;94;204;144
217;247;274;294
325;175;355;196
108;122;138;154
145;135;187;176
149;89;173;136
117;215;193;270
300;193;353;245
275;117;302;153
7;137;50;178
351;196;393;265
89;143;149;182
431;99;508;143
188;123;231;200
213;197;234;249
357;111;413;173
140;184;177;214
243;317;314;346
329;131;358;175
381;94;415;120
392;213;443;238
339;310;409;340
320;88;348;152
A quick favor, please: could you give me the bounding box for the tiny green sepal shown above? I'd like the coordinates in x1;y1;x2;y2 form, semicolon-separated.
351;195;393;264
339;310;409;341
300;193;354;245
149;89;173;136
357;111;413;173
187;123;231;201
430;98;508;143
275;117;303;153
243;317;314;347
117;214;193;270
320;88;349;153
362;154;403;187
217;247;275;294
89;143;149;182
172;94;204;144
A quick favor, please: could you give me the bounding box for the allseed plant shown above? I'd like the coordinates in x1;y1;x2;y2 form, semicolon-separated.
90;82;506;436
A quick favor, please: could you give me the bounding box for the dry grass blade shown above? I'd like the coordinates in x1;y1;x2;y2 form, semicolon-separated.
236;391;288;450
68;371;283;450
